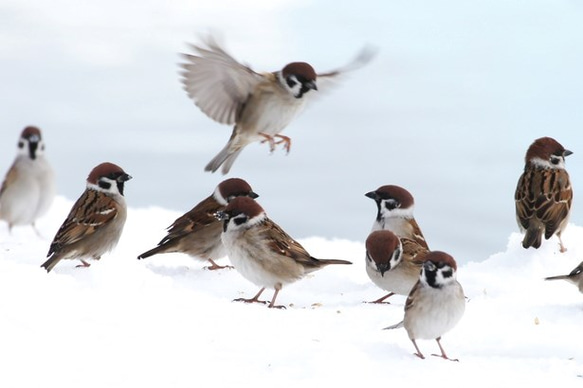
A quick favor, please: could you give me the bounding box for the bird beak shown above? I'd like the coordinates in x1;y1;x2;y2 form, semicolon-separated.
249;191;259;199
377;262;390;277
564;149;573;157
305;80;317;91
365;191;377;200
118;173;132;182
28;140;39;160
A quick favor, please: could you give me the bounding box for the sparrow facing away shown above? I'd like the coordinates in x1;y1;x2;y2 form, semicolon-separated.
41;163;132;273
544;261;583;293
385;251;465;361
515;137;573;252
365;185;428;249
365;230;429;304
180;34;375;174
137;178;258;270
0;126;55;233
215;196;352;308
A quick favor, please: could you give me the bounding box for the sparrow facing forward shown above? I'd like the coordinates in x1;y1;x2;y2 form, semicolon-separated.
215;196;352;308
41;163;132;273
385;251;465;361
545;261;583;293
0;126;55;233
515;137;573;252
137;178;258;270
365;230;429;304
365;185;428;249
180;34;375;174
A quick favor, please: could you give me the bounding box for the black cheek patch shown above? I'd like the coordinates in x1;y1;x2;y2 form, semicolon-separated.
441;269;453;279
424;269;440;288
99;181;112;191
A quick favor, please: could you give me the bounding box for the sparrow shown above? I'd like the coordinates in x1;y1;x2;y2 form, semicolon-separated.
384;251;465;361
365;230;429;303
137;178;258;270
544;261;583;293
365;185;428;249
515;137;573;252
41;162;132;273
180;34;375;174
215;196;352;308
0;126;56;233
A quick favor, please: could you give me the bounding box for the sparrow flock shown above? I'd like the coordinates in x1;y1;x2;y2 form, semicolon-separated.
1;35;578;362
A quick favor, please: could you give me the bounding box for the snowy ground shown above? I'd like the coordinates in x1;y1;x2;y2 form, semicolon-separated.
1;196;582;387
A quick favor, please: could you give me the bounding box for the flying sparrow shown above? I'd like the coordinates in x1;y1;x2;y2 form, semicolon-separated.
365;185;428;249
215;196;352;308
41;162;132;273
0;126;55;233
544;261;583;293
180;34;375;174
365;230;429;304
384;251;465;361
137;178;258;270
515;137;573;252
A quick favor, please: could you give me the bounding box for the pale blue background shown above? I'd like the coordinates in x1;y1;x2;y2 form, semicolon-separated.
1;0;582;263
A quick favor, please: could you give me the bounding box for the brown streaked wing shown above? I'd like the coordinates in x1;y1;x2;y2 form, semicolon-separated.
162;197;220;241
260;219;313;264
48;190;119;256
404;280;422;312
538;169;572;238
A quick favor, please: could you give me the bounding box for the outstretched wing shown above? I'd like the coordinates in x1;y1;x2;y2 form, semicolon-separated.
179;35;265;125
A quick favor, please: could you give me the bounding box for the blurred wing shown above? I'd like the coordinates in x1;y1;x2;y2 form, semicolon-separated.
48;190;118;256
315;45;378;92
0;162;17;197
179;35;265;125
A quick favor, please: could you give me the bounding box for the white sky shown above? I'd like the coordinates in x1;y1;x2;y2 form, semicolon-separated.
1;0;582;263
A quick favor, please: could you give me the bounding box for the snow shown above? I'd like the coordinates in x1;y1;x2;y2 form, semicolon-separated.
1;196;582;387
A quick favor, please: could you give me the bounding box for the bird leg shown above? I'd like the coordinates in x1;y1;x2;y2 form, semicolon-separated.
233;287;268;305
431;337;459;362
204;259;233;271
267;288;286;309
365;292;395;304
75;259;91;268
411;339;425;359
273;135;291;153
558;235;567;253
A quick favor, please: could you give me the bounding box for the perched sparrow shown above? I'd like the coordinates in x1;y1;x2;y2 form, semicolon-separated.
365;185;428;249
385;251;465;361
545;261;583;293
215;196;352;308
41;163;131;273
0;126;55;233
365;230;429;303
180;34;375;174
137;178;258;270
515;137;573;252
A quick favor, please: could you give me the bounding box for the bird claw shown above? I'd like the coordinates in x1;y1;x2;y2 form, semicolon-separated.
431;353;459;362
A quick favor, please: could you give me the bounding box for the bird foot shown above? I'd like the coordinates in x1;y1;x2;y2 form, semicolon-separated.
259;133;292;154
204;259;233;271
431;353;459;362
233;297;268;305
